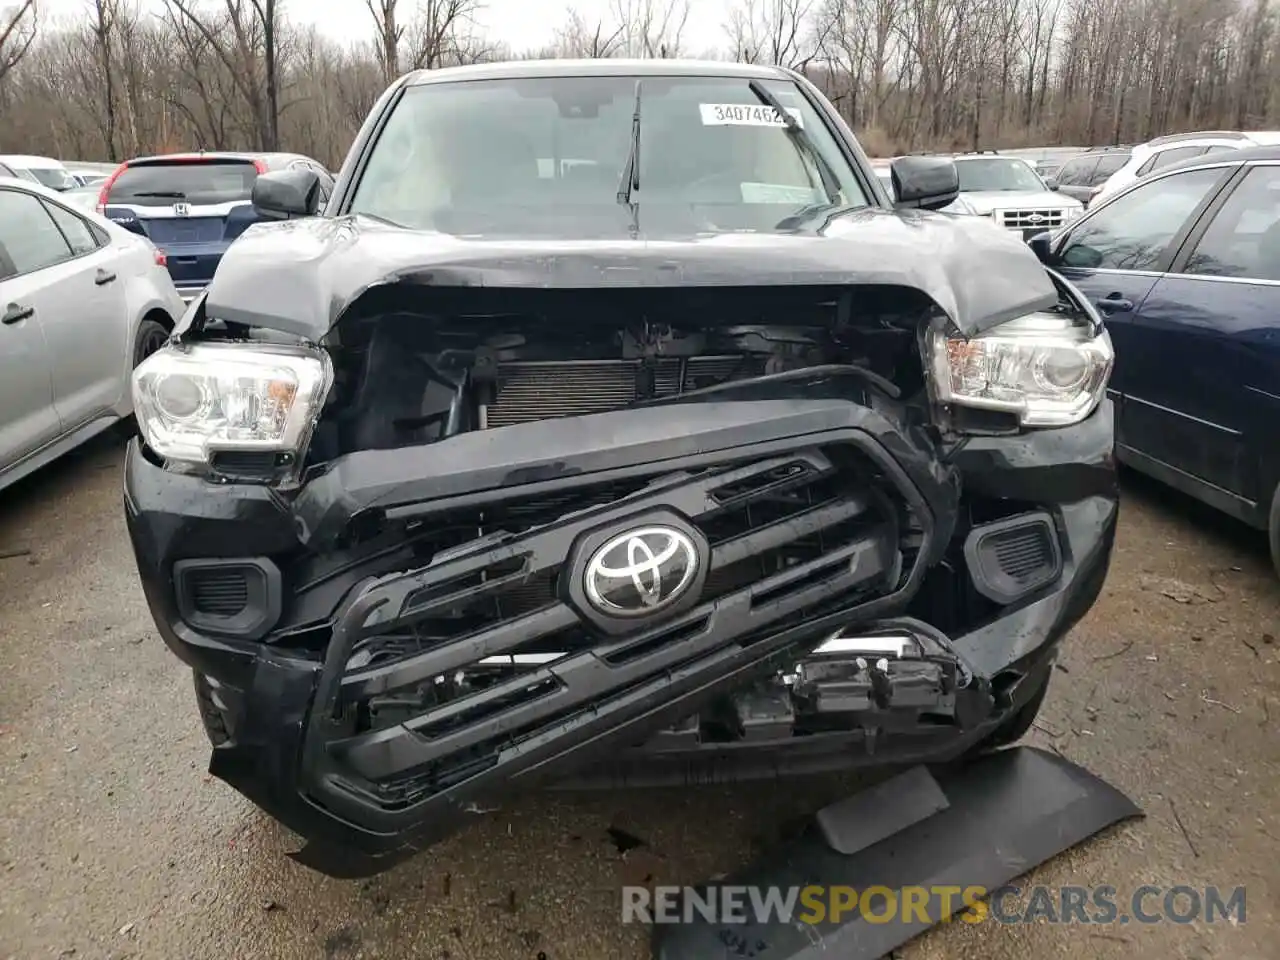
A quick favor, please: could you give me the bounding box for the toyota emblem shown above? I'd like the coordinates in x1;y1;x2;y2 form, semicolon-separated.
583;526;699;617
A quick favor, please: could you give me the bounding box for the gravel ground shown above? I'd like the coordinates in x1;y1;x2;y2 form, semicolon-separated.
1;433;1277;960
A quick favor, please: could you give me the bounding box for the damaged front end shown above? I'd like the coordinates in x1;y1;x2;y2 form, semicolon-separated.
124;269;1117;878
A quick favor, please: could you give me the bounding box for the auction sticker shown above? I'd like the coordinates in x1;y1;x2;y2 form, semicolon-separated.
699;103;804;127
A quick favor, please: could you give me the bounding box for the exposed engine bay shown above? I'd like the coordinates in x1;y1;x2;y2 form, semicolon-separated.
305;286;932;463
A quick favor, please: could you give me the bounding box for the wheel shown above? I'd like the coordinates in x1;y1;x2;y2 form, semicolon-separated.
972;668;1052;753
133;317;169;368
116;318;170;436
1269;482;1280;581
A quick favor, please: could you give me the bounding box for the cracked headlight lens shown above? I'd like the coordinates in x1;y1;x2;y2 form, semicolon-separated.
132;342;332;465
929;312;1114;427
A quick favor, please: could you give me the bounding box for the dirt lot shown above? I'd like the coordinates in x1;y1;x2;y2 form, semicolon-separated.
1;433;1277;960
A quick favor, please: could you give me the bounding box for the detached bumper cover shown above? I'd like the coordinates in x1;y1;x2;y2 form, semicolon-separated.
124;395;1118;878
653;746;1143;960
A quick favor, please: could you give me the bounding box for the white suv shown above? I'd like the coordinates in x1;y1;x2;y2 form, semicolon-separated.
1092;131;1260;202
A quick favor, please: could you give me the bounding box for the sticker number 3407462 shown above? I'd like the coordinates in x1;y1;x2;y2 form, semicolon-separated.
699;103;804;127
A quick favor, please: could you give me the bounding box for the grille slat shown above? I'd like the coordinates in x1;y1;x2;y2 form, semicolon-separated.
995;208;1068;230
485;356;768;428
189;570;250;616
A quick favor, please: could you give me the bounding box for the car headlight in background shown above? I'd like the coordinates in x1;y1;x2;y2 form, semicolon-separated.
929;312;1114;427
132;343;332;467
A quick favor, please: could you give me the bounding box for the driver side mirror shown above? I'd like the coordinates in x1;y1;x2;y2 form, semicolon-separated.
1026;231;1053;264
252;168;321;220
890;156;960;212
1045;177;1060;191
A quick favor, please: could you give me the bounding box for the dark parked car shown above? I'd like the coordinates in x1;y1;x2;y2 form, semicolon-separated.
97;151;333;301
1045;145;1280;575
1054;147;1132;207
124;59;1118;877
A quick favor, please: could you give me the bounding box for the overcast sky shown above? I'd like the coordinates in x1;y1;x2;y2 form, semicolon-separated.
39;0;735;56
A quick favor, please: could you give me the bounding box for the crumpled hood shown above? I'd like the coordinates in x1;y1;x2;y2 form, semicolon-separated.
196;207;1059;341
947;190;1083;217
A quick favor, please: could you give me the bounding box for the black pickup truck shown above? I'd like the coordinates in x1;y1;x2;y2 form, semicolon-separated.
123;59;1118;878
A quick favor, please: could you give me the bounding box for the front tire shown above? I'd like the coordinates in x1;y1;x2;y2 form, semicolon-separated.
133;317;169;368
116;318;170;436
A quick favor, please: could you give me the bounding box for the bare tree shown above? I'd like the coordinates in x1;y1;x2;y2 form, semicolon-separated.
725;0;828;70
0;0;37;86
612;0;690;57
365;0;402;83
552;5;626;58
404;0;484;70
163;0;283;150
87;0;120;159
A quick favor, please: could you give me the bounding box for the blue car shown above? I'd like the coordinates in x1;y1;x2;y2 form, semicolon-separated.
97;151;333;302
1040;145;1280;575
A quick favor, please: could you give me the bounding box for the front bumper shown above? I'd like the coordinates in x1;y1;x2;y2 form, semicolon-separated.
125;391;1117;877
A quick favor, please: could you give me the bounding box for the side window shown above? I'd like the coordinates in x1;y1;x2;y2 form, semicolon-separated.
41;200;100;256
1063;157;1100;186
1056;159;1085;186
0;189;75;275
1146;145;1209;173
1058;167;1225;271
1184;166;1280;281
1091;153;1130;183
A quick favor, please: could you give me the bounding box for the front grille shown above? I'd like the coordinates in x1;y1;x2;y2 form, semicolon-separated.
485;356;767;428
325;442;914;803
994;208;1068;230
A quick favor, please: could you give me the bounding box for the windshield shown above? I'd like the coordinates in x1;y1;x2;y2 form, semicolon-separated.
955;158;1045;192
107;160;259;207
28;166;76;191
349;75;870;236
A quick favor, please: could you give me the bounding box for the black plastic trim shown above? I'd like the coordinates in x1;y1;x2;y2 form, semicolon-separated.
963;511;1062;604
173;557;282;641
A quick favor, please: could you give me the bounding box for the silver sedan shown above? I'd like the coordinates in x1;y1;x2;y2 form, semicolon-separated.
0;176;186;492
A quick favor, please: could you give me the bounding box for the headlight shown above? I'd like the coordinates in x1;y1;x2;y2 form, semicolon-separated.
1062;206;1084;222
929;312;1114;427
132;343;332;467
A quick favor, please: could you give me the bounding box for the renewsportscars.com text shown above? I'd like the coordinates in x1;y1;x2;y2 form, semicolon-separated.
622;883;1247;926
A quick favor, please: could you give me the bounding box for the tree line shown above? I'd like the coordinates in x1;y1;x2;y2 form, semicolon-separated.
1;0;1279;167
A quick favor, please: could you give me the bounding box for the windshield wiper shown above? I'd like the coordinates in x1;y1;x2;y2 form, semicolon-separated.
133;190;187;199
616;80;642;236
747;80;841;205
